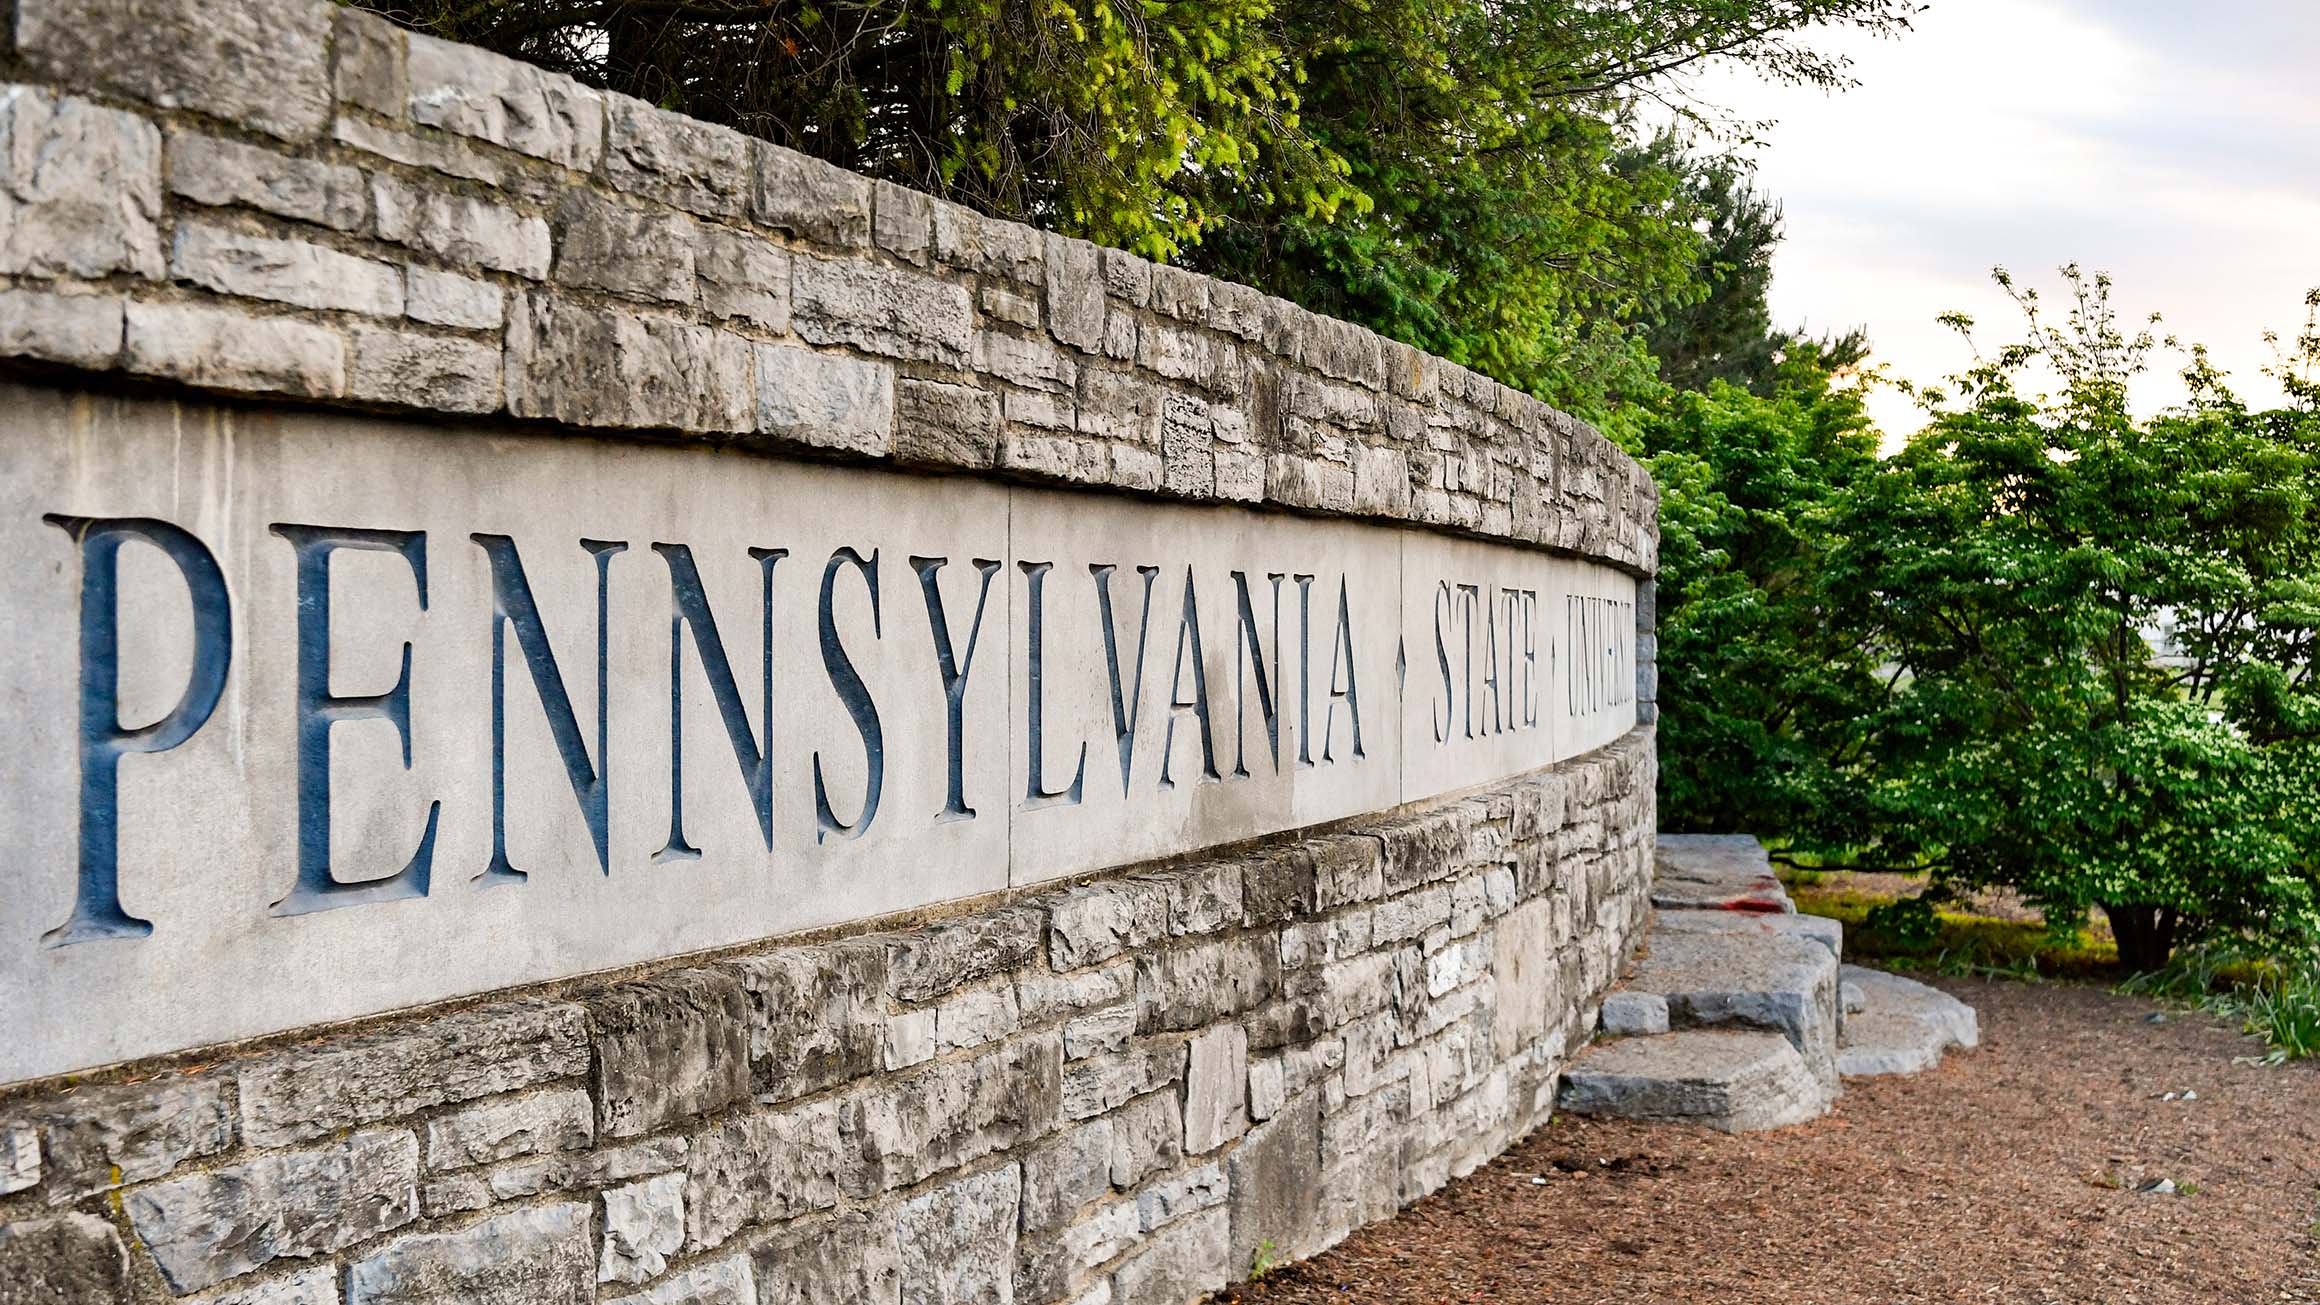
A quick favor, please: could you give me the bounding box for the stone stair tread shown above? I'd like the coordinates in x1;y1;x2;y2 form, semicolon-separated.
1557;1028;1828;1133
1653;834;1794;914
1655;908;1843;959
1626;918;1842;1091
1836;964;1980;1078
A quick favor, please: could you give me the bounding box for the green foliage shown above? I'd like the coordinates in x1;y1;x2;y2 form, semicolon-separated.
1861;893;1940;949
2122;937;2320;1062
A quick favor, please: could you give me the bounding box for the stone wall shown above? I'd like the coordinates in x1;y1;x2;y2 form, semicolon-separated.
0;0;1661;1298
1;731;1654;1304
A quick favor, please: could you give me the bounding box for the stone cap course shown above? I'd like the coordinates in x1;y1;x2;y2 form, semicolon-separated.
0;0;1658;578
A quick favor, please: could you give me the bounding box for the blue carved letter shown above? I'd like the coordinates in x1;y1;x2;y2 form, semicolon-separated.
917;555;1003;819
653;544;784;861
814;548;885;842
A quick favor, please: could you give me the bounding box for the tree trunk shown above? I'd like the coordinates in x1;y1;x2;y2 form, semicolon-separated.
2103;903;2181;972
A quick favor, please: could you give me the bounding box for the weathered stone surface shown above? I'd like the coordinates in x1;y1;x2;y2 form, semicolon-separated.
505;293;753;432
1182;1024;1249;1155
755;344;894;455
1227;1094;1321;1271
1111;1205;1229;1303
168;132;364;231
591;969;753;1138
333;7;408;118
751;1210;899;1305
127;1129;418;1293
171;220;403;318
125;300;344;398
694;225;789;332
1107;1091;1184;1189
1601;990;1671;1037
405;32;603;170
1836;964;1980;1078
1135;1160;1226;1232
241;1001;587;1148
1063;1004;1136;1062
0;287;121;370
1490;898;1555;1059
888;908;1045;1004
0;87;163;279
1626;922;1839;1088
17;0;330;141
345;1202;593;1305
1017;1197;1137;1303
605;95;751;219
683;1101;841;1252
895;378;1001;468
885;1009;938;1071
553;190;697;305
349;325;500;412
727;944;886;1102
204;1265;341;1305
840;1035;1061;1195
0;1125;35;1195
895;1165;1021;1305
424;1087;594;1171
1653;834;1792;914
751;142;872;248
1137;937;1280;1033
608;1255;754;1305
1557;1028;1827;1133
1047;879;1170;971
1045;232;1106;353
792;256;972;365
404;266;506;331
873;180;934;266
487;1137;687;1202
372;177;551;279
601;1171;686;1284
12;1074;230;1201
0;1214;129;1305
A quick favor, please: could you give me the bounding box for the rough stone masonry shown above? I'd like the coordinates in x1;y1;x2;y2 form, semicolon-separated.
0;0;1660;1299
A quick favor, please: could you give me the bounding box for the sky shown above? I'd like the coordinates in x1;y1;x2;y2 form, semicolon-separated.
1682;0;2320;437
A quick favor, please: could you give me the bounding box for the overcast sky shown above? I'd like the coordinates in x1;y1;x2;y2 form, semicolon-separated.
1685;0;2320;436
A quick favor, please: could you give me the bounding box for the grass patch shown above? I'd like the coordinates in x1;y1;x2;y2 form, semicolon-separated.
1789;883;2119;980
2124;940;2320;1063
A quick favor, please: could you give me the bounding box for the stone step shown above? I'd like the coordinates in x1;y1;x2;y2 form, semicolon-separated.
1557;1028;1829;1133
1625;914;1841;1090
1653;834;1793;914
1836;965;1981;1077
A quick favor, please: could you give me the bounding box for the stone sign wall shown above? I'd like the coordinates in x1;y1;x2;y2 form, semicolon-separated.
0;0;1658;1299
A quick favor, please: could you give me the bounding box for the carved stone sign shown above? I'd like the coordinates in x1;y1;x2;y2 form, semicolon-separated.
0;384;1634;1083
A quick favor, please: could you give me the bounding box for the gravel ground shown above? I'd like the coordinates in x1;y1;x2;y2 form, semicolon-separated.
1225;977;2320;1304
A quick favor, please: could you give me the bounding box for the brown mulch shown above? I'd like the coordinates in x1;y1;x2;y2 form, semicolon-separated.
1225;978;2320;1304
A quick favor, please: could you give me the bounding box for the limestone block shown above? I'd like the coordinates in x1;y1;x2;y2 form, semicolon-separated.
1046;879;1171;971
17;0;330;142
423;1087;594;1171
1017;963;1134;1024
936;984;1023;1053
333;116;514;191
552;190;697;305
372;177;550;279
334;8;409;118
1137;937;1282;1034
694;225;790;332
205;1265;341;1305
1555;1027;1827;1133
840;1035;1061;1195
885;1010;938;1071
168;133;365;231
601;1171;686;1284
980;285;1041;330
605;94;751;219
930;200;1044;281
589;969;752;1139
0;1125;35;1195
239;1001;588;1148
0;87;164;279
505;293;753;432
1021;1119;1114;1233
9;1074;230;1202
896;1165;1021;1305
404;267;506;331
487;1137;687;1202
1227;1093;1321;1271
125;300;345;398
752;141;873;248
127;1129;418;1294
873;180;934;266
895;378;1002;468
751;1210;899;1305
1136;1160;1226;1231
975;330;1078;392
1106;1091;1183;1189
1110;1205;1229;1304
607;1256;754;1305
1600;991;1669;1038
1045;231;1106;353
345;1202;593;1305
755;344;895;456
405;32;603;170
0;287;123;369
1015;1197;1137;1303
1063;1004;1135;1062
349;325;501;413
792;255;972;365
1182;1025;1249;1155
0;1214;130;1305
1151;264;1207;320
1100;247;1153;307
886;907;1045;1004
725;944;886;1102
683;1101;842;1253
